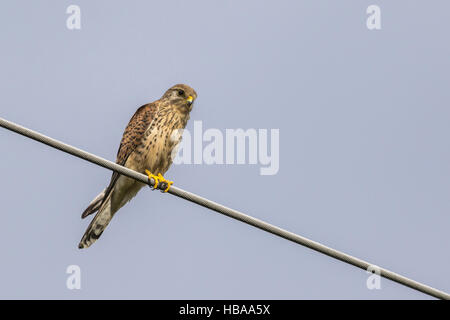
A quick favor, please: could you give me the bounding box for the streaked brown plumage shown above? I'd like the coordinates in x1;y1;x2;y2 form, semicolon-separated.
79;84;197;249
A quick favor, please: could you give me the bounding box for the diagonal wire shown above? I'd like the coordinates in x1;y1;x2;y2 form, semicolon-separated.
0;116;449;300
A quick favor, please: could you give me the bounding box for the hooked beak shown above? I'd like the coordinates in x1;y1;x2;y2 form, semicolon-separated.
187;96;194;105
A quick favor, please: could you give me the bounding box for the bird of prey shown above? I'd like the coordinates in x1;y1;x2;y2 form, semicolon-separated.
78;84;197;249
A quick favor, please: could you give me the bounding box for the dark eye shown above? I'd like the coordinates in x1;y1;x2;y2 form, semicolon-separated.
177;89;185;96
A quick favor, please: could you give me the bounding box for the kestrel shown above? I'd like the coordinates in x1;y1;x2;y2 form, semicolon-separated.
78;84;197;249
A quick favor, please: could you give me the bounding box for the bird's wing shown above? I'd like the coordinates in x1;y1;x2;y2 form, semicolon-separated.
82;102;158;219
109;102;158;190
116;103;158;165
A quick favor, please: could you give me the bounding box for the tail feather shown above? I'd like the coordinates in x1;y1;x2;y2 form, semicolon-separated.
81;189;106;219
79;175;143;249
78;193;114;249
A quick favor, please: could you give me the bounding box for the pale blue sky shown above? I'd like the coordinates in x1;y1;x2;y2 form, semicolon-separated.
0;1;449;299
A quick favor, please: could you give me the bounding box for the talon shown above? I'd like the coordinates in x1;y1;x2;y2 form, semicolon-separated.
145;169;159;189
157;173;174;192
164;180;173;192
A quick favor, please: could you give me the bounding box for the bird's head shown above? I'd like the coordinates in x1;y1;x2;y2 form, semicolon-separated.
162;84;197;113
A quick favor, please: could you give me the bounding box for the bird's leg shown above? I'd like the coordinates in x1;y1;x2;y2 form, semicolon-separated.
145;169;160;189
156;173;173;192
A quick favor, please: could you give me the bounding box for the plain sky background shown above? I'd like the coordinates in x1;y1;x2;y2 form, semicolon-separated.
0;1;449;299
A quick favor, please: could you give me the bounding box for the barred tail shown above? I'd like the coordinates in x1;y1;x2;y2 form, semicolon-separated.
78;193;114;249
81;189;106;219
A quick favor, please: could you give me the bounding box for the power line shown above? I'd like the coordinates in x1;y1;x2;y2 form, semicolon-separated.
0;116;448;300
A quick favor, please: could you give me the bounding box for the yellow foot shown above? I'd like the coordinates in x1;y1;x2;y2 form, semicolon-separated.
145;170;173;192
157;173;173;192
145;169;160;189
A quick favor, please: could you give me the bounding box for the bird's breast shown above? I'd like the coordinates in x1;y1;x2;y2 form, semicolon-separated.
134;111;188;174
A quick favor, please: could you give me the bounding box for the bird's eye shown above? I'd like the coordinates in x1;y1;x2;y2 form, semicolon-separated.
177;89;185;96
